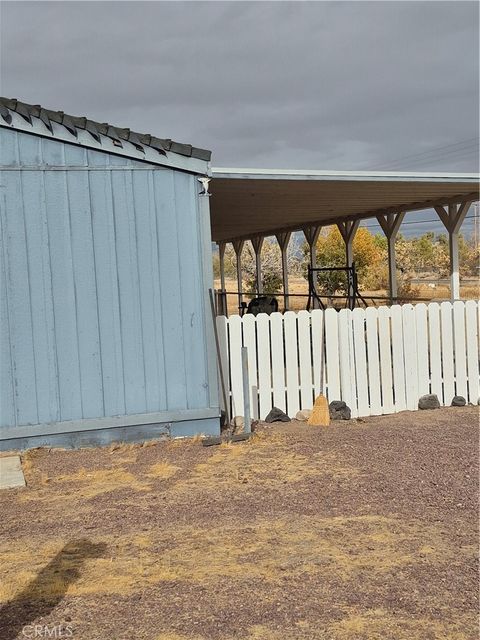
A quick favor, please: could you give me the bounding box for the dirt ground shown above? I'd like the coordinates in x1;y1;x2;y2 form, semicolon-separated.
0;407;478;640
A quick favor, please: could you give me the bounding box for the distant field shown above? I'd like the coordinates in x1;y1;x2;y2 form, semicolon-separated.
214;277;479;316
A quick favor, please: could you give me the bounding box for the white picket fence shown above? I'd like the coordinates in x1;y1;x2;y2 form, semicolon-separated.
216;301;480;420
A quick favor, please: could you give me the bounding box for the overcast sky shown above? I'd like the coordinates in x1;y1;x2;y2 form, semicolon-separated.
0;1;478;235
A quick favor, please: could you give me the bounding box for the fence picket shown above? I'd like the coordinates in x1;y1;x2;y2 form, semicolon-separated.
325;308;341;402
298;310;314;409
440;301;455;405
228;314;244;417
311;309;323;398
220;301;478;421
453;301;468;400
284;311;300;417
352;308;370;416
365;307;382;415
415;304;429;398
270;312;287;412
377;306;394;414
256;313;272;420
427;303;443;403
465;300;479;404
402;304;419;411
242;314;259;419
216;315;230;414
338;309;357;418
391;305;406;411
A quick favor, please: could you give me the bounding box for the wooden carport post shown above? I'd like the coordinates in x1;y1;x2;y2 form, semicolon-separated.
218;241;226;291
303;225;321;309
232;239;245;313
276;231;291;311
376;212;405;304
434;201;472;301
251;236;264;294
337;220;360;304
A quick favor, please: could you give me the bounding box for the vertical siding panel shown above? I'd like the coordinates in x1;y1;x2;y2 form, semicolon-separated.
427;302;443;403
88;169;125;416
415;304;430;398
325;308;341;401
111;170;146;414
20;170;60;423
153;170;187;410
391;305;406;411
132;170;164;412
3;168;39;424
66;170;104;418
0;191;16;427
284;311;299;417
365;307;382;415
452;301;468;400
440;302;455;405
174;173;208;409
242;314;259;419
257;313;272;419
377;306;394;414
44;169;83;420
270;312;286;413
338;309;358;418
352;308;370;416
402;304;418;411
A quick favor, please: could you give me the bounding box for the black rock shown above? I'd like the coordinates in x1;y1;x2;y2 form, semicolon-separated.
451;395;466;407
418;394;441;410
329;400;351;420
265;407;291;423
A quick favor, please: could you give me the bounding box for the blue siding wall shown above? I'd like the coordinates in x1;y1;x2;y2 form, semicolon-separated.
0;128;217;435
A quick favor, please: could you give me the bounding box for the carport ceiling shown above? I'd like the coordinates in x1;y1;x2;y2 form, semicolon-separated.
209;168;479;243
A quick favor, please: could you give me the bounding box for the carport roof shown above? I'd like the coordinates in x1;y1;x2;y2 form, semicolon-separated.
209;168;479;243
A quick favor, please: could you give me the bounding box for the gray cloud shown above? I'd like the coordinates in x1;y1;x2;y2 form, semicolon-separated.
1;1;478;173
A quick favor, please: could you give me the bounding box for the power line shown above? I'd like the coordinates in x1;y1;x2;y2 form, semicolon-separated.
360;213;477;229
365;137;479;170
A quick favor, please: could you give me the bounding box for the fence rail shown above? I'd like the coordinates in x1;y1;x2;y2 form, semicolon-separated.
216;301;480;420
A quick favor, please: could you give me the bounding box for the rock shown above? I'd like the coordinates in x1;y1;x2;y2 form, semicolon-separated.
418;394;440;410
296;409;312;422
265;407;291;423
231;416;244;430
451;395;466;407
329;400;351;421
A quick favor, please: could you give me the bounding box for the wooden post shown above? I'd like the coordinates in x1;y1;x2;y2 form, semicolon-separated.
376;212;405;304
232;239;245;312
218;241;226;292
303;226;321;308
337;220;360;304
276;231;291;311
251;236;264;295
434;201;472;301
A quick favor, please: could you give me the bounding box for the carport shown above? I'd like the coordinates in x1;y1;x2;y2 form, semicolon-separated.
209;168;479;309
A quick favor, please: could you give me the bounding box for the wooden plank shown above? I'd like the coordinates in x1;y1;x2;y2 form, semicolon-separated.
338;309;357;418
153;170;187;411
298;310;313;409
390;305;406;412
427;302;443;403
465;300;479;404
311;309;323;397
242;314;259;419
402;304;418;411
377;306;394;414
365;307;382;415
228;314;244;418
453;301;468;400
256;313;272;420
352;308;369;416
66;169;104;418
440;302;455;406
324;308;341;402
284;311;300;417
415;304;430;398
270;312;287;412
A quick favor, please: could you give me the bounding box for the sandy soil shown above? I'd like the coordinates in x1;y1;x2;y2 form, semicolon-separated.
0;407;478;640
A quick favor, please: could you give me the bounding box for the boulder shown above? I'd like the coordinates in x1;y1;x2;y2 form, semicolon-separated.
451;395;466;407
329;400;351;421
418;394;440;410
296;409;312;422
265;407;291;423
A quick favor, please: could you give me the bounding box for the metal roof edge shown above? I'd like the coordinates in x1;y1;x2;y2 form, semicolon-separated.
211;167;480;182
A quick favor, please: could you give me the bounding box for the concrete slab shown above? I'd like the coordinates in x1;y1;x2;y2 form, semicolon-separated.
0;455;26;489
